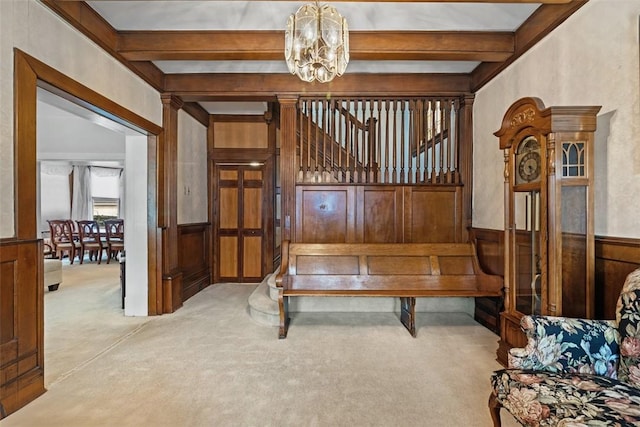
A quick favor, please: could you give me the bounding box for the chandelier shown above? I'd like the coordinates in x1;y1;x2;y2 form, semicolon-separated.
284;2;349;83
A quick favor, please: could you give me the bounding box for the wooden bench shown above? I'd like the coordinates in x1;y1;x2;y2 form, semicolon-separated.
275;240;503;338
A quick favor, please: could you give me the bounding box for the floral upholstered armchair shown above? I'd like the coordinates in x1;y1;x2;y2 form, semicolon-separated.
489;268;640;426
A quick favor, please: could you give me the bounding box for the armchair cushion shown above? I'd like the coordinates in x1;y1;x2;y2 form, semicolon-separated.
491;368;640;426
509;315;619;379
617;269;640;387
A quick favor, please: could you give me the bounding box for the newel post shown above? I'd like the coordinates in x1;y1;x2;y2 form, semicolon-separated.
278;96;298;243
459;93;475;242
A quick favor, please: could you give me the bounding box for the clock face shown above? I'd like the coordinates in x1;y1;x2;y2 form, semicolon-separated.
518;151;541;182
515;136;542;185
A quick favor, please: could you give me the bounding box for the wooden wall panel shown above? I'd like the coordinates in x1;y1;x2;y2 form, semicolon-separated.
0;240;45;418
297;187;353;243
406;187;461;243
361;187;402;243
295;185;463;244
595;236;640;319
213;122;267;149
177;224;211;302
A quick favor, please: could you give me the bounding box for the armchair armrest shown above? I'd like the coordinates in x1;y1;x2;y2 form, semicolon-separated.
508;315;620;379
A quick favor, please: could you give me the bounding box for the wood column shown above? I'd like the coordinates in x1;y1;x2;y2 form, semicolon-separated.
159;94;183;313
459;94;475;242
278;96;298;243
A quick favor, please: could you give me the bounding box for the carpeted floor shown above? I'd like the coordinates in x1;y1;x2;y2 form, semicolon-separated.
1;261;519;426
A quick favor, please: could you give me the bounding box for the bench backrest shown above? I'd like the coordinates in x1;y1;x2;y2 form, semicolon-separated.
277;241;503;296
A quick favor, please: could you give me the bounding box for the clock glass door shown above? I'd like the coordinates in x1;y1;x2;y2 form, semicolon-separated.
514;190;542;315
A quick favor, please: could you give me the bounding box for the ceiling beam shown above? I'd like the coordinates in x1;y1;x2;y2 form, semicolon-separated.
471;1;588;91
60;0;574;3
164;73;472;100
118;31;514;62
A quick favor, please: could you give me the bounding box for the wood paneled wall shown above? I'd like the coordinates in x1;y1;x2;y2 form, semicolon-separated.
470;228;504;333
178;224;211;301
471;228;640;332
0;239;45;417
296;184;463;243
595;236;640;319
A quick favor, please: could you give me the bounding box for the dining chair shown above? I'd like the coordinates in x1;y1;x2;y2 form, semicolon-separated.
104;219;124;264
76;220;106;264
47;219;81;264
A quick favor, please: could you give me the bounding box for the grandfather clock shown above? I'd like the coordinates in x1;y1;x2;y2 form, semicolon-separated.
495;97;600;365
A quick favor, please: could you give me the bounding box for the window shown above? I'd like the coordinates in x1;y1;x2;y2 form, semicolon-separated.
92;197;119;225
91;167;122;224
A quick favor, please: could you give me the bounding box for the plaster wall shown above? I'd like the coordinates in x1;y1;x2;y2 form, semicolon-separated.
0;0;161;238
473;0;640;238
177;110;208;225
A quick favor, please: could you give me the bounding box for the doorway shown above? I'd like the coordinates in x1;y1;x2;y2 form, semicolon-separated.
3;49;162;416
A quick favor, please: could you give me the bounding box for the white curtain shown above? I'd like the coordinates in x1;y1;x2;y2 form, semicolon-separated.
40;162;73;232
41;163;73;176
71;165;92;221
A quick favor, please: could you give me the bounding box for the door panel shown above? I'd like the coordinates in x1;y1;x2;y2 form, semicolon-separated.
219;188;238;229
219;236;238;278
243;236;262;278
215;164;266;282
243;188;262;229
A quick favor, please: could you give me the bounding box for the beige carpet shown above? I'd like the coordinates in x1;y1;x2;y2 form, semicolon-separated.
2;262;519;426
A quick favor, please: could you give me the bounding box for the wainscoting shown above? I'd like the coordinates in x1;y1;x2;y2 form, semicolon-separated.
471;228;640;332
177;223;211;302
0;239;45;418
296;184;464;243
595;236;640;319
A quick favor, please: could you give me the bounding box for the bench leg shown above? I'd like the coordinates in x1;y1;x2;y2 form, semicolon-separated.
400;297;416;337
278;290;290;339
488;392;502;427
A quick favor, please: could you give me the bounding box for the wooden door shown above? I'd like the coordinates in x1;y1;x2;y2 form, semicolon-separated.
215;165;265;282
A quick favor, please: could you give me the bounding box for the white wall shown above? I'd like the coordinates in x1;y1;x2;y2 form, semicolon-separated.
177;110;208;224
124;135;149;316
473;0;640;239
0;0;162;238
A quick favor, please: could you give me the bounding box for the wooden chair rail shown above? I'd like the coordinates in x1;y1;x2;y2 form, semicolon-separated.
275;240;504;338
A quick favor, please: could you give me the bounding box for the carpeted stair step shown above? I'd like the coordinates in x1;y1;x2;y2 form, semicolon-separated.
266;267;279;301
247;277;279;327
